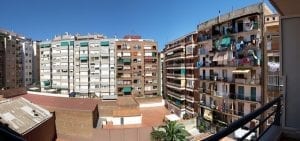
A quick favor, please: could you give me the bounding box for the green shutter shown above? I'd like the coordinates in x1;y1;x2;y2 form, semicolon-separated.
100;41;109;46
152;52;156;57
70;41;74;46
41;44;51;48
123;87;132;92
123;58;131;63
61;41;69;46
80;42;89;47
181;69;186;75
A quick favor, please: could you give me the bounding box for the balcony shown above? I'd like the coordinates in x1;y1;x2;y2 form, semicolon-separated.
186;105;195;113
236;94;260;102
168;100;185;110
199;88;212;95
213;91;227;97
166;82;182;88
166;63;185;68
166;73;185;78
186;95;194;102
203;96;282;141
167;90;185;100
234;78;261;85
185;63;196;68
165;52;185;60
199;76;211;80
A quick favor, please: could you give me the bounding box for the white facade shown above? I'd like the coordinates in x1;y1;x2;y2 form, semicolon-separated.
40;34;116;98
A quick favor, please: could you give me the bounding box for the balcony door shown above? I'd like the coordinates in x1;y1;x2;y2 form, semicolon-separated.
250;87;256;101
238;86;244;99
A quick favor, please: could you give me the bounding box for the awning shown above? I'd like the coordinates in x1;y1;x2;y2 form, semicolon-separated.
43;80;50;86
60;41;69;46
123;58;131;63
80;56;88;61
123;87;132;92
232;69;251;74
101;41;109;46
203;109;213;121
165;114;180;121
80;42;89;47
221;37;231;47
41;44;51;48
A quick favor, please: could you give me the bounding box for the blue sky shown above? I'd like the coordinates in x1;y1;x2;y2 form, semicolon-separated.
0;0;274;51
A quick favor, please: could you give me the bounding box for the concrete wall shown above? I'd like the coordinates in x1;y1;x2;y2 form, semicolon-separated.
124;116;142;125
281;16;300;130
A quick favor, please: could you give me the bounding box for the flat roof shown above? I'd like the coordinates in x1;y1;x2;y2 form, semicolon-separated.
0;97;52;135
22;94;99;111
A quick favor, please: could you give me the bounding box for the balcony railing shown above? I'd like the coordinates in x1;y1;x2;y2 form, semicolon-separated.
203;95;282;141
236;94;260;102
166;82;183;88
167;90;185;100
234;78;261;85
165;52;185;60
166;63;185;67
199;88;212;94
168;100;185;110
186;95;194;102
166;73;184;77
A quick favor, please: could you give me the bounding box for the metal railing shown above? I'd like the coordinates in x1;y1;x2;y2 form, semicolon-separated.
203;95;282;141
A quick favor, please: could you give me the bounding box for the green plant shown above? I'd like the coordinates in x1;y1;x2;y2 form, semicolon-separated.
198;120;207;132
151;121;189;141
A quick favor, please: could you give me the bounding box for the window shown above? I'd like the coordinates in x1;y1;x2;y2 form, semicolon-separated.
250;87;256;101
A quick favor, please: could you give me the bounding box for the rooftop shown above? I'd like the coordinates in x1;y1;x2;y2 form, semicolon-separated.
0;88;26;98
21;94;99;111
0;97;52;135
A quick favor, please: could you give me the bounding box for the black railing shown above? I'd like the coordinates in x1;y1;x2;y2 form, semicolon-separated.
203;95;282;141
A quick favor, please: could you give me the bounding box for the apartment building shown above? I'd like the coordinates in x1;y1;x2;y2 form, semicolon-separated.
265;14;281;102
40;34;116;98
163;32;200;118
115;35;159;97
32;41;40;85
196;3;274;132
0;29;36;89
159;53;164;97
